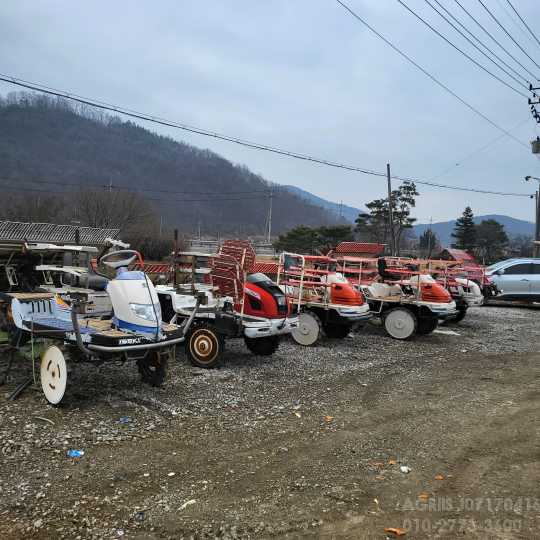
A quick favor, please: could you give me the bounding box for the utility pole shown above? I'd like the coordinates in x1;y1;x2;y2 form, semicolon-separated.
525;176;540;257
387;163;396;256
427;216;433;259
266;186;274;243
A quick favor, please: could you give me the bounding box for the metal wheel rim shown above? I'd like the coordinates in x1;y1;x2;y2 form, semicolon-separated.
384;309;416;339
40;346;67;405
291;312;320;346
190;330;218;363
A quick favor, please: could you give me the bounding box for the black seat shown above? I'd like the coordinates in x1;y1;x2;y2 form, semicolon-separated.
81;272;109;291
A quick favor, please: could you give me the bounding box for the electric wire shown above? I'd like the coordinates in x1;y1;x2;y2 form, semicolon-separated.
498;0;540;52
397;0;528;96
334;1;528;149
428;0;530;86
428;117;531;182
0;176;272;196
452;0;540;81
0;169;532;200
476;0;540;72
0;74;533;197
0;74;387;179
505;0;540;52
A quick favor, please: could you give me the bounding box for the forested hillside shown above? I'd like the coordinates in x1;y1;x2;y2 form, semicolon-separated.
0;93;339;235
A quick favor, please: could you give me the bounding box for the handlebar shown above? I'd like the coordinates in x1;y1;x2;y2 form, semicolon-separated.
98;249;144;268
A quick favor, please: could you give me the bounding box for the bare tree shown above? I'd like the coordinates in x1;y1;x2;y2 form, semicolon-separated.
68;189;157;232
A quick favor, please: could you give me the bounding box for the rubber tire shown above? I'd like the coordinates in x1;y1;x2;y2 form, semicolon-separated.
185;324;225;368
244;335;280;356
453;305;468;323
416;317;438;335
291;311;322;346
323;323;352;339
383;307;417;340
137;350;168;387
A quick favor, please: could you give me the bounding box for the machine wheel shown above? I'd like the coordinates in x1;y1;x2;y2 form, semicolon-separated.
186;324;224;368
416;316;438;335
453;305;468;323
291;311;322;346
40;346;68;405
323;323;352;339
244;335;280;356
383;307;417;340
137;350;168;386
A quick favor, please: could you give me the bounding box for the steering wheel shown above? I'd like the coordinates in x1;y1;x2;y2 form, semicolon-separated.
98;250;144;270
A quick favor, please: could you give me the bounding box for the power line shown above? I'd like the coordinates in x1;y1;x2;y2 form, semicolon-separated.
334;1;528;149
452;0;540;81
427;117;531;181
0;182;272;203
476;0;540;72
397;0;528;97
392;174;532;197
0;178;274;201
0;168;532;201
428;0;531;85
505;0;540;52
495;0;538;52
0;176;274;195
0;74;533;198
0;74;387;179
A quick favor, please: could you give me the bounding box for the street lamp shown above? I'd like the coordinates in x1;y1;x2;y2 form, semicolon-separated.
524;176;540;257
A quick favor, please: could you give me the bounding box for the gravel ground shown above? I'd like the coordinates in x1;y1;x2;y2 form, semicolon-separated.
1;305;539;539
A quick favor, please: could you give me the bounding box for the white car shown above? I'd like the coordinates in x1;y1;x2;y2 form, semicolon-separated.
485;258;540;301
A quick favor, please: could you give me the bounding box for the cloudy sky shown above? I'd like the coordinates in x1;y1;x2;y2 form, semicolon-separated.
1;0;540;223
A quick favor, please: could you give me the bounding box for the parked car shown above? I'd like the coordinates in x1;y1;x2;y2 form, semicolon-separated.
485;258;540;301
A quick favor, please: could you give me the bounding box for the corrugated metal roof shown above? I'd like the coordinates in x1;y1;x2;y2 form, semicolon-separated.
0;221;120;245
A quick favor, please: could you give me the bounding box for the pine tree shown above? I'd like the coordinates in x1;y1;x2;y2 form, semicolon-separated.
476;219;508;264
418;229;440;258
451;206;476;252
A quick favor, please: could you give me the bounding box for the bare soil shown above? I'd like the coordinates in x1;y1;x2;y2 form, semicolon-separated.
1;306;539;539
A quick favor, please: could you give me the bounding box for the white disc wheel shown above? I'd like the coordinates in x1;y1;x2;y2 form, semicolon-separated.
292;311;321;346
384;308;417;340
40;346;67;405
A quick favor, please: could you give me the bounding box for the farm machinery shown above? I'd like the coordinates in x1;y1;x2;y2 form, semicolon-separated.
275;253;371;346
337;256;458;339
414;259;485;321
0;227;198;404
155;240;298;368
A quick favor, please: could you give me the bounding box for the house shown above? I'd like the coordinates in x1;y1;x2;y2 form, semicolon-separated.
438;248;477;263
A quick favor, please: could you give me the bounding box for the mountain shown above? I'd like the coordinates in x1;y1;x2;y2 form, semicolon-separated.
414;214;535;246
0;93;340;236
282;185;363;223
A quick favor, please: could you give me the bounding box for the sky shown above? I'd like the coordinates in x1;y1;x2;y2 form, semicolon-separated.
1;0;540;224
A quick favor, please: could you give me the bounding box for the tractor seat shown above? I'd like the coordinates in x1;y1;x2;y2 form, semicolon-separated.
367;282;402;299
80;272;109;291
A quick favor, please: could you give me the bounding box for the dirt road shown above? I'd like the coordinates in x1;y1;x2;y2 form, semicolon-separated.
1;306;539;539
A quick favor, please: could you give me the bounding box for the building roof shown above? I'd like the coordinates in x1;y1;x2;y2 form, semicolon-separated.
441;248;476;262
333;242;385;255
0;221;119;246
